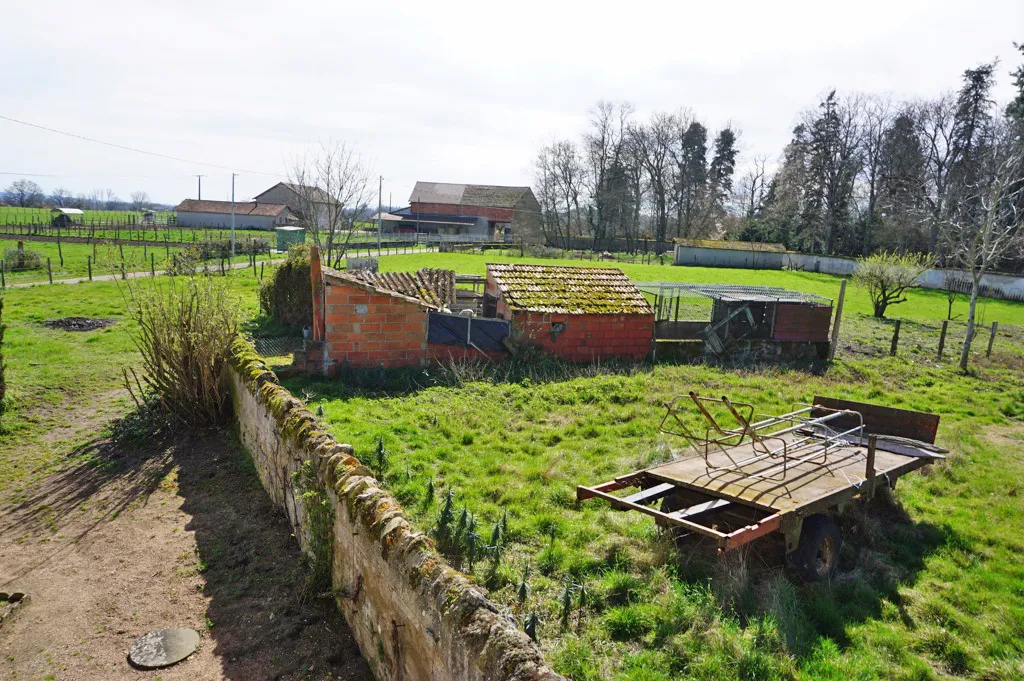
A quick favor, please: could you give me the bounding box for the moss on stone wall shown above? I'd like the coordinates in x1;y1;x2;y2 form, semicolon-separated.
227;336;564;681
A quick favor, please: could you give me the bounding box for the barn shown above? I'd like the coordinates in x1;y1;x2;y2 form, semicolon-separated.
484;263;655;362
174;199;295;229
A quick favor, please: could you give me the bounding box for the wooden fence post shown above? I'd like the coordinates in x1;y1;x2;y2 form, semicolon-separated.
937;320;948;359
828;279;847;360
865;435;877;500
889;319;901;356
47;257;53;284
986;321;999;357
1;260;5;288
151;253;156;277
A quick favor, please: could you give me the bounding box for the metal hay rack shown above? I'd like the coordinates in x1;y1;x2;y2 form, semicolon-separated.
658;392;865;481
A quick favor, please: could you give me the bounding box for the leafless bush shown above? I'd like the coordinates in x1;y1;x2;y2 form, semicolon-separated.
123;276;239;426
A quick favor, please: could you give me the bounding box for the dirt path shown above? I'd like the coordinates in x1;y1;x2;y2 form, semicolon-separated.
0;432;372;680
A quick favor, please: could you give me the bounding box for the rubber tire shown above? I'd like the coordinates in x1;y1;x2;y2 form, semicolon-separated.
791;514;842;582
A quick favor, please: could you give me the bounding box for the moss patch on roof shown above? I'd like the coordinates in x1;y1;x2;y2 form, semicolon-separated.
487;263;653;315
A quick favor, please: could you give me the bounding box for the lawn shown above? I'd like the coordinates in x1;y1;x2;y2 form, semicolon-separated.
278;251;1024;680
1;239;276;284
0;269;265;503
0;206;173;224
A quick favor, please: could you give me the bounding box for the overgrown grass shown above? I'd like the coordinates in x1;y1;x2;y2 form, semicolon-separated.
0;270;263;503
291;325;1024;679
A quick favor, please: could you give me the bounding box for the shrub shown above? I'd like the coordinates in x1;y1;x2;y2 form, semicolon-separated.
124;276;239;426
853;251;932;318
259;243;312;328
3;245;43;271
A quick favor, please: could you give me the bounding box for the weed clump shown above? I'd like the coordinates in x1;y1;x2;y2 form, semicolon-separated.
3;244;42;271
123;276;239;426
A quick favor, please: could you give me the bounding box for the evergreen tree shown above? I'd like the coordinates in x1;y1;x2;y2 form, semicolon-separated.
1007;43;1024;123
877;111;928;252
707;127;739;224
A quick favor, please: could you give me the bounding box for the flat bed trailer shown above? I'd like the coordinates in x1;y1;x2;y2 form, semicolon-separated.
577;394;945;580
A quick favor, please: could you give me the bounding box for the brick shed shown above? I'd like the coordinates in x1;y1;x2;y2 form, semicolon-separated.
296;250;509;373
484;263;655;362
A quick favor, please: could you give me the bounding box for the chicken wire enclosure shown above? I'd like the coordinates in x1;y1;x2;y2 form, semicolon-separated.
636;283;834;350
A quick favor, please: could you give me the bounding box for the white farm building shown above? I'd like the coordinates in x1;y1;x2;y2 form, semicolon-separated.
174;199;295;229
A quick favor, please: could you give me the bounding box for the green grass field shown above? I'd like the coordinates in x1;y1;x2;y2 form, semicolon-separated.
0;206;173;224
276;251;1024;680
0;270;264;503
1;239;277;284
3;251;1023;679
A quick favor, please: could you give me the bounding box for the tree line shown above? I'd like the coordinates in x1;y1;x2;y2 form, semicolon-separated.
535;44;1024;274
534;102;738;250
2;179;155;213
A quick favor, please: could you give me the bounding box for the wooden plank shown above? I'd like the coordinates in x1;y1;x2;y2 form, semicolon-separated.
812;396;939;444
645;440;914;514
622;483;676;506
574;484;728;541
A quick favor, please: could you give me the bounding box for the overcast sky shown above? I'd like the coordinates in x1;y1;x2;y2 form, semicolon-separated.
2;1;1022;207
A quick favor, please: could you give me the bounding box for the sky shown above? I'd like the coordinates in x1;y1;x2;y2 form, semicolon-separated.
1;0;1022;207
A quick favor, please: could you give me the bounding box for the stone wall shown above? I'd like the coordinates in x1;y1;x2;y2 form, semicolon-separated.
226;339;562;681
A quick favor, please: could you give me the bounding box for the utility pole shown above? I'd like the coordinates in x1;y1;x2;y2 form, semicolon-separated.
377;175;383;252
230;173;237;256
196;174;205;200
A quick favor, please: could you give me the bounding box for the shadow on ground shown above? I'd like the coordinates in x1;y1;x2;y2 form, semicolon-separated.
173;434;371;681
1;422;371;680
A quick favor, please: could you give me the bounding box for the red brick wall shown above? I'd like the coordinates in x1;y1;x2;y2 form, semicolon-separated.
511;311;655;362
426;344;506;364
410;202;514;222
324;280;429;368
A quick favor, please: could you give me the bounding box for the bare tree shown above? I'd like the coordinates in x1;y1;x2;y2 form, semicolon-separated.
4;179;43;207
101;189;120;210
50;187;74;208
130;191;151;212
629;113;675;242
857;96;893;254
736;155;768;219
941;129;1024;370
916;94;958;254
583;101;633;247
289;141;372;268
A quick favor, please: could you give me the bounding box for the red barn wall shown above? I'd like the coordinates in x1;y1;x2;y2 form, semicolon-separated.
511;311;655;362
410;202;515;222
324;280;429;368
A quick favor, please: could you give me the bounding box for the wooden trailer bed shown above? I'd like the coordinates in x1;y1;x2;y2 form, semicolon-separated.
577;394;945;565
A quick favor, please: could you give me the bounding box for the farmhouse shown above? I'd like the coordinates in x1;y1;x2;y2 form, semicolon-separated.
380;182;541;240
253;182;334;225
173;199;295;229
484;263;655;362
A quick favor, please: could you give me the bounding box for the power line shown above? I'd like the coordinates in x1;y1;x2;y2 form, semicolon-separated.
0;114;281;177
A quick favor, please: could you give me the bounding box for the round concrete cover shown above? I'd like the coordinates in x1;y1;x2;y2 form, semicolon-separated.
128;628;200;669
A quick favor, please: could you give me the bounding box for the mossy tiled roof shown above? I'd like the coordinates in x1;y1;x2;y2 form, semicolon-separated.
487;263;653;315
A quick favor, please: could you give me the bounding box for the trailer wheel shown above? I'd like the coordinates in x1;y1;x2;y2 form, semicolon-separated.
792;514;841;582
